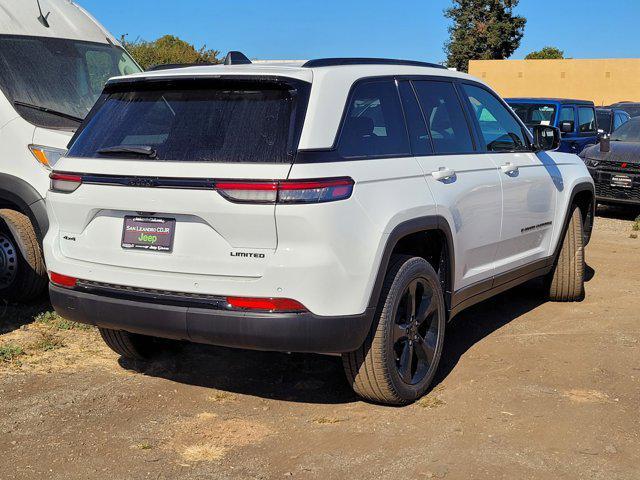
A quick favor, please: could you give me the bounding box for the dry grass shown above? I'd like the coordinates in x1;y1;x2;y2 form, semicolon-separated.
312;416;341;424
416;396;446;409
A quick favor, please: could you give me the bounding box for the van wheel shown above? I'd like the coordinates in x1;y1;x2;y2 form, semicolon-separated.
546;206;585;302
342;255;446;405
99;328;159;361
0;209;47;303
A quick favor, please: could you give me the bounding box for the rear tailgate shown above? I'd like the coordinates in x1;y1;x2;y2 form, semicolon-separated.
49;161;289;278
48;76;310;279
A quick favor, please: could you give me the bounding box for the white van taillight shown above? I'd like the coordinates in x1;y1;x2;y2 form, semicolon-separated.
50;172;82;193
215;178;354;204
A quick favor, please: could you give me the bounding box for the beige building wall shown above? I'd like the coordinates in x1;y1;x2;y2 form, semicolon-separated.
469;59;640;106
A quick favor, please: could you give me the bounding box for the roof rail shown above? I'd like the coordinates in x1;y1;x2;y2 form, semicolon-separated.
147;63;215;71
224;51;252;65
301;58;447;69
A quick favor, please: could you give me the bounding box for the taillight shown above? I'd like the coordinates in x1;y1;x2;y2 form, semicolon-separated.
215;177;354;204
50;172;82;193
49;272;78;288
226;296;307;312
216;181;278;204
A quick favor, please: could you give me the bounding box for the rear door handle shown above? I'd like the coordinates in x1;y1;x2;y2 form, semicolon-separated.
500;162;519;176
432;167;456;181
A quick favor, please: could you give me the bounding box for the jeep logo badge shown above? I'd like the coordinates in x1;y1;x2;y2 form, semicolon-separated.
128;178;157;188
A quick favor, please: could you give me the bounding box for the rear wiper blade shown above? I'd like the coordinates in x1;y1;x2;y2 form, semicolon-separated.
13;101;84;123
97;145;157;158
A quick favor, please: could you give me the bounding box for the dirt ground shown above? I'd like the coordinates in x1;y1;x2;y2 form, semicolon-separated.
1;206;639;480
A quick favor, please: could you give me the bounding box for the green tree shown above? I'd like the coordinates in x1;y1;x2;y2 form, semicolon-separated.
444;0;526;72
525;46;565;60
121;34;221;70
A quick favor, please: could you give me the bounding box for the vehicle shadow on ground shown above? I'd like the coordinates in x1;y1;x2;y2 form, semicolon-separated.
432;281;546;387
596;204;639;221
0;297;51;335
119;280;565;405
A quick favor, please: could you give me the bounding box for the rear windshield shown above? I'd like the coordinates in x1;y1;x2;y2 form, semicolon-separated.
68;79;306;163
508;103;557;127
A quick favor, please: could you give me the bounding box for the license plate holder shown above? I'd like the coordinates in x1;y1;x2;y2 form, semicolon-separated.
122;216;176;252
610;174;633;189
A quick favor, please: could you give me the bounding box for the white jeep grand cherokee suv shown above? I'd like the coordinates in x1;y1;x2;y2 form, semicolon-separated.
44;55;595;405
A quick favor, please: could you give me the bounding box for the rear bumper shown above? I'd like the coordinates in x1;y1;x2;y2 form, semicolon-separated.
49;284;374;353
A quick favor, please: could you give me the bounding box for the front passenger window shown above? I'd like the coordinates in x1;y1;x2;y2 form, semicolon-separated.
462;84;529;152
578;107;597;133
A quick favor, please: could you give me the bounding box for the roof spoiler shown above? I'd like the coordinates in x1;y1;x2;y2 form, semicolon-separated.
147;63;215;71
224;51;252;65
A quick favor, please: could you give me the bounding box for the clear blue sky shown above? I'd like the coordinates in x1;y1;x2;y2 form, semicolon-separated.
77;0;639;63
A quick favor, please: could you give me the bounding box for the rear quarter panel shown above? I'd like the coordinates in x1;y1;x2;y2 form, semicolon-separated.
283;157;437;316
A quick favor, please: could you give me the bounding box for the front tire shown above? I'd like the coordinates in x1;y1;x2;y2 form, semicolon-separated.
546;206;585;302
342;255;446;405
0;209;47;303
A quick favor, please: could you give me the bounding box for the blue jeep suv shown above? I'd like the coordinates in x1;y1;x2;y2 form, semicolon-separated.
506;98;599;154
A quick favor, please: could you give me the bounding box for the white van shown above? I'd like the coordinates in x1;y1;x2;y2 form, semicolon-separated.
0;0;141;301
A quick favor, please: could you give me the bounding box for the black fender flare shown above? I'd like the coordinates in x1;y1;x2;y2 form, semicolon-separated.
553;181;595;261
366;216;455;315
0;173;48;244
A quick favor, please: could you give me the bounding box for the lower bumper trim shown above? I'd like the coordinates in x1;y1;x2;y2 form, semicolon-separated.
49;284;373;354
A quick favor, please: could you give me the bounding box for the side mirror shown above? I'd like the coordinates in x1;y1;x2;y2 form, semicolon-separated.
560;121;574;134
532;125;561;152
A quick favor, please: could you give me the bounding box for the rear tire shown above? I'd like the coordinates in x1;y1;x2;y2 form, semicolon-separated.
546;206;585;302
342;255;446;405
99;328;158;361
0;209;47;303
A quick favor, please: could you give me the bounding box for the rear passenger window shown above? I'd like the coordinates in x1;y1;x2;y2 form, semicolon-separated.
338;80;410;158
398;81;431;155
412;80;474;154
462;84;529;152
578;107;597;133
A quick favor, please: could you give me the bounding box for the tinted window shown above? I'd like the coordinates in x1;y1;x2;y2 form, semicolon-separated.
559;107;575;125
0;35;141;129
69;81;299;163
509;103;556;127
578;107;597;133
398;81;431;155
614;113;627;130
462;84;528;152
412;80;474;154
338;80;410;158
596;110;612;133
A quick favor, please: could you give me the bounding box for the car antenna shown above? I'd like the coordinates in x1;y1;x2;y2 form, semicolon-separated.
223;51;252;66
35;0;50;28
